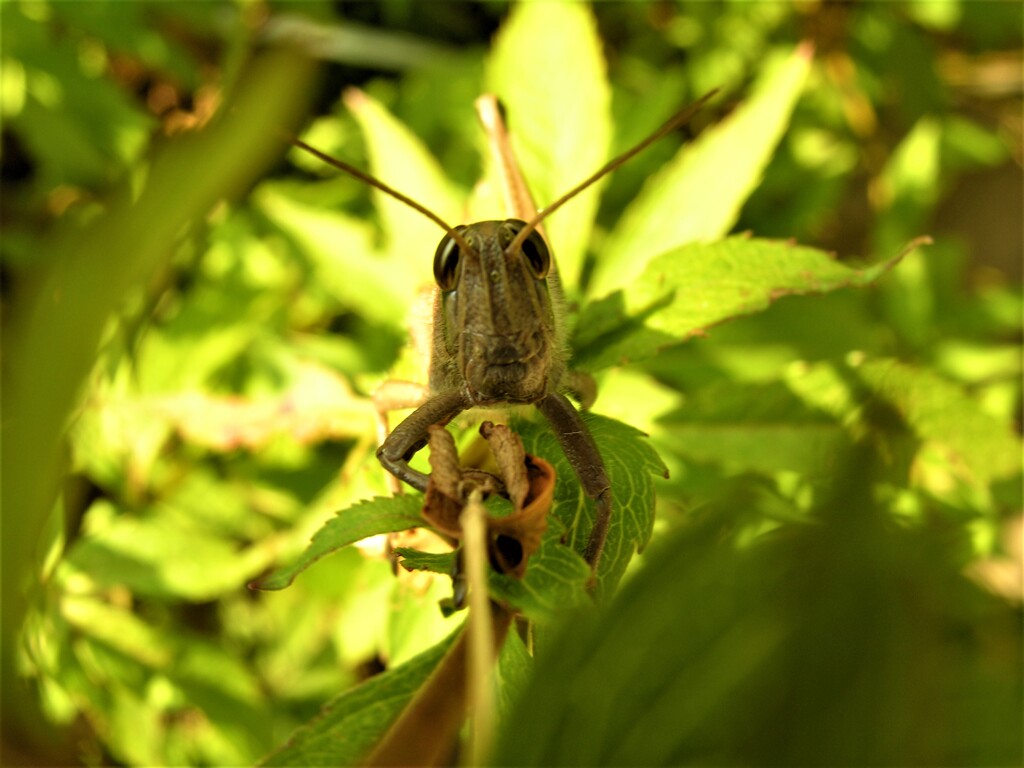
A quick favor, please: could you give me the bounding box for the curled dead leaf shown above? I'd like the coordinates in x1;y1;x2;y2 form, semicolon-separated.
486;451;555;578
417;422;556;582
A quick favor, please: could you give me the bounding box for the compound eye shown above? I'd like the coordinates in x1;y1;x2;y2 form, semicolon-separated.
504;219;551;279
433;228;466;291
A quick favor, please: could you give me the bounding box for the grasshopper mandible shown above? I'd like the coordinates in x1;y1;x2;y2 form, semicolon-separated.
293;90;715;573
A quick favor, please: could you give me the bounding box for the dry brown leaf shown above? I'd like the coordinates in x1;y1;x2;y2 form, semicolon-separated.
418;422;556;581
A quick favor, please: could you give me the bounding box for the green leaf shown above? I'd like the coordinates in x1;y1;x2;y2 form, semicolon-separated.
516;414;668;597
493;452;1022;767
268;90;464;324
4;7;155;190
495;627;532;719
106;689;164;766
571;291;676;373
166;642;275;763
487;1;611;289
4;52;316;657
61;501;269;601
253;183;408;325
574;236;925;371
872;119;946;349
589;44;813;297
397;523;592;623
253;495;425;591
259;630;458;767
488;523;592;620
48;3;201;87
394;548;454;574
657;381;852;477
347;89;464;284
61;595;173;669
855;357;1023;488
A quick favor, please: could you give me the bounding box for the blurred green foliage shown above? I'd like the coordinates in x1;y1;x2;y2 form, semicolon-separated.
2;1;1020;765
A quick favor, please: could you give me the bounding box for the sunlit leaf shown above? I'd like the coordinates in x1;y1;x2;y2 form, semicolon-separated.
855;357;1023;488
873;118;943;347
658;381;852;477
61;501;268;601
588;43;812;297
107;689;164;766
253;183;407;325
385;573;461;667
253;495;425;591
574;236;926;371
487;1;611;288
166;642;275;763
61;595;173;669
155;362;377;450
347;89;464;287
261;13;454;70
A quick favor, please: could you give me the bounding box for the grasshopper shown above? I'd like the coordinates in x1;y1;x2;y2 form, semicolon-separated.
293;90;714;573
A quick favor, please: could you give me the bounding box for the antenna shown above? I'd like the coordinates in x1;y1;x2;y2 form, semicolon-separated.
289;137;476;256
290;88;717;265
504;89;718;257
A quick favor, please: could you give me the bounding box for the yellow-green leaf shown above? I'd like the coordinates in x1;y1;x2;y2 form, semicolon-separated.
487;1;612;289
589;44;812;297
253;495;425;591
574;236;924;371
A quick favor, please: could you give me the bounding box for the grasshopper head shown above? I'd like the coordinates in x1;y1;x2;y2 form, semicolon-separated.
433;219;558;404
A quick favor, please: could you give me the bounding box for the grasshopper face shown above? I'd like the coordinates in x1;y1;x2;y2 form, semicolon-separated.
433;219;556;405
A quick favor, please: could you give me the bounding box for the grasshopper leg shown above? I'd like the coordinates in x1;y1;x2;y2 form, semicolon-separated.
536;391;612;572
377;389;470;493
372;380;430;493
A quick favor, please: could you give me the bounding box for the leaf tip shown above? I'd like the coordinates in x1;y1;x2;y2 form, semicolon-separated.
796;40;816;61
343;86;369;111
886;235;933;268
248;574;292;592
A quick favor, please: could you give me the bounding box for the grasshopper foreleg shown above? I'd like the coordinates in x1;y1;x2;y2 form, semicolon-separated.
536;391;612;571
377;389;470;493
